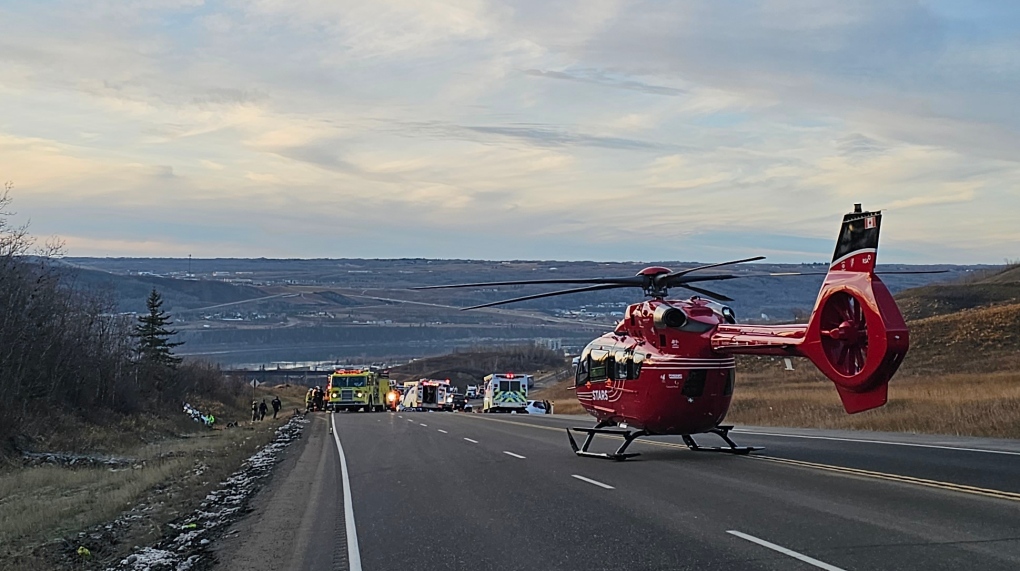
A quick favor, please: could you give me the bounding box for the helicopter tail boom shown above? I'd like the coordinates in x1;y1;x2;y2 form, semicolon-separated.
712;206;909;414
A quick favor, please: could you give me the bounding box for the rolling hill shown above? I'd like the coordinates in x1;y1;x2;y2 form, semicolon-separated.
896;264;1020;320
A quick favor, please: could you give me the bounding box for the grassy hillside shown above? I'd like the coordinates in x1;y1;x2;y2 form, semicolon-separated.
896;283;1020;320
905;302;1020;374
976;264;1020;284
896;264;1020;320
57;265;263;314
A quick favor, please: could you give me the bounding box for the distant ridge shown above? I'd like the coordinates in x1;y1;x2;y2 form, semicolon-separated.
896;264;1020;320
890;264;1020;374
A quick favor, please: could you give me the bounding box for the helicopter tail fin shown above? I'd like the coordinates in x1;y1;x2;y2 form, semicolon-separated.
711;205;909;413
830;205;881;273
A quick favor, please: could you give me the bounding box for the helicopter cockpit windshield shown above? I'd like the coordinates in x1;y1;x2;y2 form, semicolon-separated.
576;347;643;386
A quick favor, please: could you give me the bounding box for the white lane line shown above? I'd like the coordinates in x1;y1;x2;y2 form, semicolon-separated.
571;474;614;490
420;423;428;427
407;419;414;423
727;531;845;571
733;430;1020;457
397;415;403;418
330;414;363;571
464;438;479;444
438;429;448;434
503;451;526;459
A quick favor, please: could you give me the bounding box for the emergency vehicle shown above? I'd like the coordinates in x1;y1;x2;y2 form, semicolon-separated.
482;373;531;413
327;369;391;412
385;387;400;411
400;379;452;411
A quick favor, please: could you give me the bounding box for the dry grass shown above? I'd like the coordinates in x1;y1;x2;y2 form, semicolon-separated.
728;369;1020;438
0;458;194;551
0;384;310;570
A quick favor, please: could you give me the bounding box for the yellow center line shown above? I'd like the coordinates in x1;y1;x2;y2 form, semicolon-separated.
750;455;1020;502
458;415;1020;502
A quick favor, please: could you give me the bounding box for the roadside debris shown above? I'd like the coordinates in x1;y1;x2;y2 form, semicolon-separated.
22;451;136;469
183;402;217;427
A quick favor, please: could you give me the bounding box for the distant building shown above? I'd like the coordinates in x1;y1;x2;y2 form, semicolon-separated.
535;338;562;350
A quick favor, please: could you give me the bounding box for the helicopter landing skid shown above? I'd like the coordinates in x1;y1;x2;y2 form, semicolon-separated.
567;425;649;461
681;425;763;455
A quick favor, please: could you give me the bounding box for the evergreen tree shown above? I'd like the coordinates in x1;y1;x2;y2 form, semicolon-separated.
134;289;183;368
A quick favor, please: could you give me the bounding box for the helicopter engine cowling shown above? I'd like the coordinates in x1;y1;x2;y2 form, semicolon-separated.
652;304;688;329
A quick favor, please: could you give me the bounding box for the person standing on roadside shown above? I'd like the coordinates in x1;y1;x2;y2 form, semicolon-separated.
259;399;268;421
251;400;259;422
271;396;282;419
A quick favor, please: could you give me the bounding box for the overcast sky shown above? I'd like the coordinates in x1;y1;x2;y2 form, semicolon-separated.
1;1;1017;263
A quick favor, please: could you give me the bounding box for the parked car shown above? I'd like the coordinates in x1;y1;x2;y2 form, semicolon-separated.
451;393;469;411
525;400;551;415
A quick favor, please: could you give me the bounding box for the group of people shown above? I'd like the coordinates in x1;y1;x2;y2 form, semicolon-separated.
305;386;326;411
252;396;283;422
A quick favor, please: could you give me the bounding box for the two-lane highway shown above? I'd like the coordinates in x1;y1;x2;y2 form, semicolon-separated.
216;411;1020;571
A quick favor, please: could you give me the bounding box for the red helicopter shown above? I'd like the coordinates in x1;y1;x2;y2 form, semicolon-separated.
416;205;932;460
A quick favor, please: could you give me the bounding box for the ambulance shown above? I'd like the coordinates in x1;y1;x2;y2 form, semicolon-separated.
482;373;530;413
400;379;452;411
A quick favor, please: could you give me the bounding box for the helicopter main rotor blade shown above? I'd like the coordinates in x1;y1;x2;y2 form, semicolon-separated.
670;274;740;284
412;276;645;290
676;284;735;302
874;270;950;275
461;283;630;310
741;269;950;277
661;256;766;281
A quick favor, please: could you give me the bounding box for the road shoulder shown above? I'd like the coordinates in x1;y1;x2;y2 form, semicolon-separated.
212;413;339;571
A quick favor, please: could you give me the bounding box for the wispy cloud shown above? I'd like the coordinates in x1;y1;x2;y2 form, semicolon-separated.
522;68;687;96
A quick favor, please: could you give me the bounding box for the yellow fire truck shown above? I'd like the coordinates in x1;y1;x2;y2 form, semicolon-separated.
326;369;391;412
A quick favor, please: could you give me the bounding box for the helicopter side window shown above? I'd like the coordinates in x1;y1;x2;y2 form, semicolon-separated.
630;352;644;379
589;350;609;382
606;355;616;380
575;355;590;386
612;350;628;381
615;350;628;380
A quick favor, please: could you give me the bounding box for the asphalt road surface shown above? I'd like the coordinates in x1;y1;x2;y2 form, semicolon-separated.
214;412;1020;571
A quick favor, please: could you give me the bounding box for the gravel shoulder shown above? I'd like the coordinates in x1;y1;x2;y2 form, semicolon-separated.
212;413;343;571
